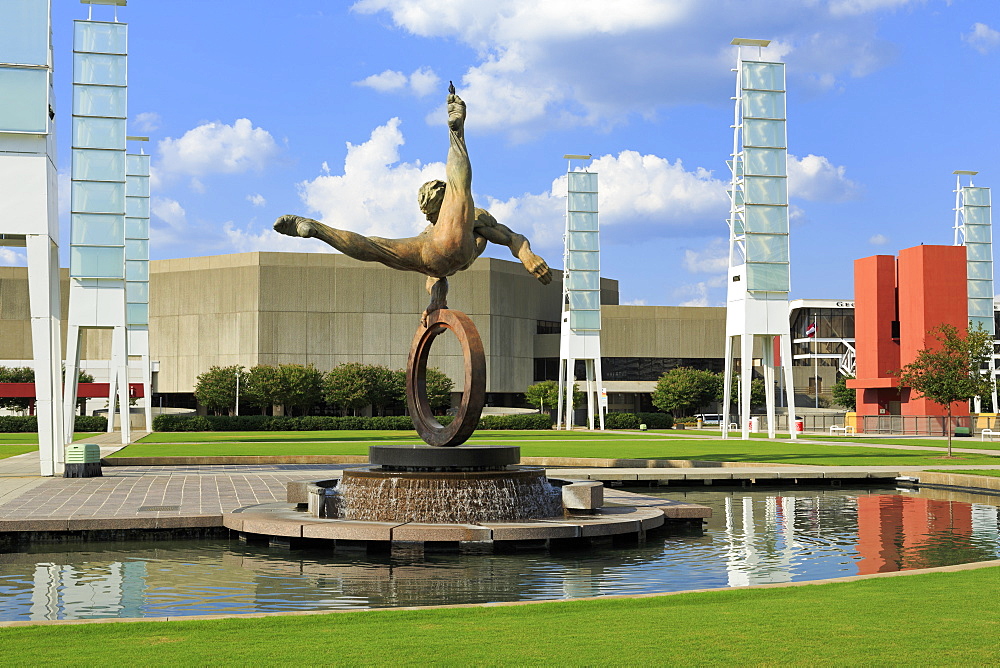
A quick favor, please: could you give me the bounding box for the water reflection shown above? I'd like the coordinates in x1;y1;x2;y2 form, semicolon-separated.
0;488;997;621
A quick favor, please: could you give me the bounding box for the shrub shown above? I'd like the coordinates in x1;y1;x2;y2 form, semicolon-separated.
0;416;37;432
150;413;554;432
74;415;108;432
604;412;641;429
637;412;674;429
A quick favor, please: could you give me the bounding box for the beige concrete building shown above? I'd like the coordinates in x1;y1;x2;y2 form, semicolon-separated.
0;251;732;410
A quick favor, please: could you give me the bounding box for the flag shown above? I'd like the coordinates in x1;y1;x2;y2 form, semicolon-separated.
805;322;817;338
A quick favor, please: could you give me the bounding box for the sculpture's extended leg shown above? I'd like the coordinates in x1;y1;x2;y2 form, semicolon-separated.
274;215;411;270
423;276;449;327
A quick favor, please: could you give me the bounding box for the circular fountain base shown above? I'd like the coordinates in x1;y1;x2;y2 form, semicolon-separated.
336;466;562;523
368;444;519;471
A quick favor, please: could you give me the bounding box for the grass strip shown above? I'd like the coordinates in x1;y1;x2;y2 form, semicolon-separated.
134;429;682;444
3;566;998;666
112;432;1000;466
0;445;37;459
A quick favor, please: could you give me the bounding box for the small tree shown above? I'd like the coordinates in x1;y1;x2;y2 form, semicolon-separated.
194;365;244;415
832;374;857;411
525;380;583;412
367;365;400;416
243;365;282;414
652;367;719;417
718;374;767;412
324;362;372;415
424;367;455;412
0;366;36;413
275;364;324;416
895;323;994;457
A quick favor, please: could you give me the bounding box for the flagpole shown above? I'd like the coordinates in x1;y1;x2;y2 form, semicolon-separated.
814;333;818;409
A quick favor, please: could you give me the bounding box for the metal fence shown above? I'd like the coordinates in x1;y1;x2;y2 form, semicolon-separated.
858;415;974;436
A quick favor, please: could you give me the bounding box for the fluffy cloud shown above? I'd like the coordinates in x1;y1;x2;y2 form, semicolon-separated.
868;233;889;245
352;0;921;133
224;221;327;254
247;193;267;207
132;112;160;133
787;154;860;202
157;119;279;178
0;248;27;267
963;23;1000;55
682;238;729;274
356;67;441;96
298;118;445;238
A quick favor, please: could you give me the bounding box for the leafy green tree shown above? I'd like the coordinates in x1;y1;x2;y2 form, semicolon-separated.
895;323;994;457
275;364;324;416
718;374;767;410
0;367;36;413
194;365;244;415
652;367;719;417
242;365;282;414
324;362;373;415
423;367;455;411
524;380;583;412
366;365;400;416
832;374;857;411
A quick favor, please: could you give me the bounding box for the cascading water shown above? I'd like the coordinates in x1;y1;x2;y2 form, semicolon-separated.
332;467;563;524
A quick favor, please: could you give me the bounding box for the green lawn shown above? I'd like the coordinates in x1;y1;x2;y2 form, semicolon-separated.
0;444;37;459
111;430;1000;467
3;565;998;666
802;434;1000;450
0;433;38;445
926;469;1000;478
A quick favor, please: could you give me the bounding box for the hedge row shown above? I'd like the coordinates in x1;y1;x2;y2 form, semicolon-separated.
152;413;554;432
604;412;674;430
0;415;108;433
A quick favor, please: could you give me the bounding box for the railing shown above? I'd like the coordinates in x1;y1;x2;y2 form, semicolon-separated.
859;415;973;436
740;413;845;432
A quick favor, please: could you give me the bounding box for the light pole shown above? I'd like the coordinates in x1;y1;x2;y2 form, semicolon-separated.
235;370;240;417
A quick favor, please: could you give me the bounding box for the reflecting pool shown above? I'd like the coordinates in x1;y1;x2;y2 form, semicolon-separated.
1;487;998;621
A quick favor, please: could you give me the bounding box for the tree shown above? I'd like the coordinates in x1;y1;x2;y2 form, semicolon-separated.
275;364;324;416
524;380;583;412
242;365;282;415
0;367;36;413
194;365;244;415
366;365;400;416
423;367;455;411
324;363;373;415
718;375;767;410
832;374;857;411
652;367;719;417
895;323;994;457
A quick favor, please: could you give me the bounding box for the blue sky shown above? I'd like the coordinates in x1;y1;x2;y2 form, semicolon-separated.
28;1;1000;307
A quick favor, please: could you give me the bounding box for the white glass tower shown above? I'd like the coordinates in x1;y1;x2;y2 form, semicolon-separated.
557;155;606;430
722;39;797;440
126;139;151;430
0;0;65;475
953;170;996;412
64;1;131;444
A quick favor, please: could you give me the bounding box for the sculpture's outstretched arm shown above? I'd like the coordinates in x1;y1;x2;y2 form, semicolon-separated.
473;210;552;285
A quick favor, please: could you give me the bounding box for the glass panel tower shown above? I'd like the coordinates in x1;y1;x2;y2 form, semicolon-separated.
64;2;132;444
722;39;797;440
557;157;606;430
0;0;65;475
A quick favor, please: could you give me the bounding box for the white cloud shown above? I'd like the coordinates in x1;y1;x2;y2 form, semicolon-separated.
828;0;923;17
672;275;727;307
132;112;160;133
787;154;860;202
298;118;445;239
621;298;647;306
352;0;912;133
963;23;1000;55
157;119;279;179
485;151;730;251
247;193;267;207
224;221;327;254
868;233;889;245
0;248;27;267
682;238;729;274
150;197;189;247
355;67;441;96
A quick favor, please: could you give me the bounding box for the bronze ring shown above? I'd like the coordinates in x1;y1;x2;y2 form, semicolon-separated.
405;309;486;446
